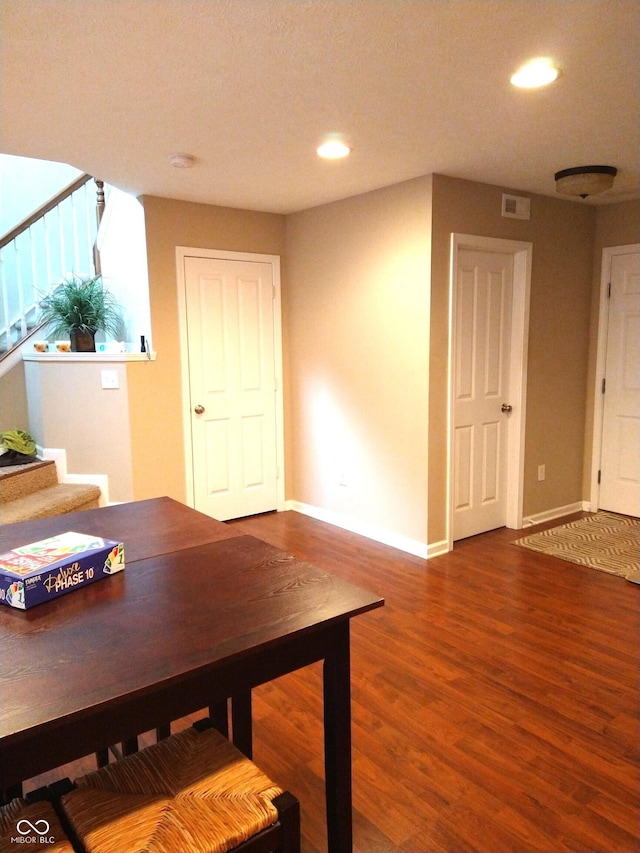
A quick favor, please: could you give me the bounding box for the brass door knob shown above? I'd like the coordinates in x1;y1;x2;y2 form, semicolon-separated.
501;404;513;413
194;404;205;415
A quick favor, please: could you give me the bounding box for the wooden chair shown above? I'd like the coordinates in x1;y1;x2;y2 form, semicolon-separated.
56;719;300;853
95;694;240;766
0;793;75;853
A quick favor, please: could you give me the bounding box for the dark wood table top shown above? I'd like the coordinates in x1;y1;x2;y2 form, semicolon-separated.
0;496;240;563
1;503;383;768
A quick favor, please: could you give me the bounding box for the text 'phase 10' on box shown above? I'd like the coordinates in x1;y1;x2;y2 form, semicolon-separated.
0;532;124;610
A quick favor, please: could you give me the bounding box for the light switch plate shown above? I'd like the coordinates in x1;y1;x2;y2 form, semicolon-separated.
101;369;119;389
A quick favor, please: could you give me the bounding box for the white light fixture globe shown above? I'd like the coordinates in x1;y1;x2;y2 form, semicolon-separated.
554;165;617;198
317;139;351;160
511;58;560;88
168;153;196;168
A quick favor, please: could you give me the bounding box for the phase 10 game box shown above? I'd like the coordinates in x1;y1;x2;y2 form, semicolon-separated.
0;532;125;610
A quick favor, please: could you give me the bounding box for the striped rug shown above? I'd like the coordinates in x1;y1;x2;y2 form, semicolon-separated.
513;512;639;583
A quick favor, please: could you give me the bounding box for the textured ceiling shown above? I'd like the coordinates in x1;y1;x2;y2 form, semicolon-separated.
1;0;638;213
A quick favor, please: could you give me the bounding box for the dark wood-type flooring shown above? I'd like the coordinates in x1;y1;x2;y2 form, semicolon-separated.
22;510;639;853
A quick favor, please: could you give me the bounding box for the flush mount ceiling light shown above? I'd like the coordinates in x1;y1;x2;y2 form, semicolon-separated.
317;139;352;160
168;153;196;168
554;165;618;198
510;58;561;88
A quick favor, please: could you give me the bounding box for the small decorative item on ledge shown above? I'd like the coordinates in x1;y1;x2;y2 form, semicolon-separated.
38;274;122;352
70;328;97;352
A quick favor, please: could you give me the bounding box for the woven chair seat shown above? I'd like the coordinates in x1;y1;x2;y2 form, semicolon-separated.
1;797;75;853
61;724;287;853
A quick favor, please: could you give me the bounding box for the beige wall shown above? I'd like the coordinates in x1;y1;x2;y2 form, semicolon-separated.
583;200;640;495
285;176;432;549
23;360;133;501
0;361;29;433
132;197;285;502
4;181;632;552
136;178;620;552
430;174;596;542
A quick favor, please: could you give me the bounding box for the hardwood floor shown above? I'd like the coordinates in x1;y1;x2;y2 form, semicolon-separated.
23;510;639;852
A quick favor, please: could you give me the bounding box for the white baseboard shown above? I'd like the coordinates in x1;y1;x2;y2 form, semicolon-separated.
285;500;429;560
40;446;110;506
427;539;450;558
522;501;588;528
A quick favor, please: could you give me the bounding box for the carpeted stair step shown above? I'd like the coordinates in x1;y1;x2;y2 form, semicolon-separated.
0;459;58;503
1;482;101;525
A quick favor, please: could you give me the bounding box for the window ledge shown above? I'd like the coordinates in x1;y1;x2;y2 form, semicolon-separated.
23;352;156;363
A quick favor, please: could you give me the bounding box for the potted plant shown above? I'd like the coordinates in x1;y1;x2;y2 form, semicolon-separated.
38;274;122;352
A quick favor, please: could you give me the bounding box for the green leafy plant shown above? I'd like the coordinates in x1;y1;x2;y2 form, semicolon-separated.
38;274;121;338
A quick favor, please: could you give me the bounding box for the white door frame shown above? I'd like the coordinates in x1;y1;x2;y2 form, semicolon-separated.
447;234;533;550
590;243;640;510
175;246;286;514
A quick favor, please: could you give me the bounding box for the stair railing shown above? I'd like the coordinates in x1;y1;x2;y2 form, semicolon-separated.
0;175;105;357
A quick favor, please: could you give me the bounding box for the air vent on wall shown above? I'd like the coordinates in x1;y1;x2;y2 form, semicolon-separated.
502;194;530;220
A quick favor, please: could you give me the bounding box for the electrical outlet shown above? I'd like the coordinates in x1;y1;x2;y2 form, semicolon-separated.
537;464;545;482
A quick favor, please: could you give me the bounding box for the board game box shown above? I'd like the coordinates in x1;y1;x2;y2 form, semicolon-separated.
0;532;125;610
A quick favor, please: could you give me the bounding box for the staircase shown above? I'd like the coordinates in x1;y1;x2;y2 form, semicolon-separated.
0;173;106;359
0;459;101;525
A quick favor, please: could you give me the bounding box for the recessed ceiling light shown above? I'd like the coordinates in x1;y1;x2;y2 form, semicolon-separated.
317;139;352;160
168;153;196;168
510;58;561;88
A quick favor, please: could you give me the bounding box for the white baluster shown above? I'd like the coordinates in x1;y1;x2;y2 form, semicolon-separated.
83;182;94;274
30;223;39;312
71;190;81;273
44;210;53;285
15;238;26;338
0;249;11;349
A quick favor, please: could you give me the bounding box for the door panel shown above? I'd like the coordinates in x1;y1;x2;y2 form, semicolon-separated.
453;250;513;540
184;256;278;521
205;419;231;494
600;250;640;516
482;422;499;503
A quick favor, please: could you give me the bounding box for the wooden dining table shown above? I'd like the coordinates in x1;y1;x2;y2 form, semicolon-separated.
0;497;383;853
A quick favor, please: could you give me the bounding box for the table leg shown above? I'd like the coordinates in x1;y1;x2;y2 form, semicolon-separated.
96;749;109;768
122;737;139;756
2;783;23;805
323;621;353;853
232;689;253;758
209;699;229;737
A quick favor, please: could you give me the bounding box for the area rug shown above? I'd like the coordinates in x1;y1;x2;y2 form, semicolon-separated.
513;512;640;583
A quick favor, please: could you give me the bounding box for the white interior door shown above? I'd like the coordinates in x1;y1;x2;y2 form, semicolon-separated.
599;249;640;517
452;249;514;540
183;254;281;521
